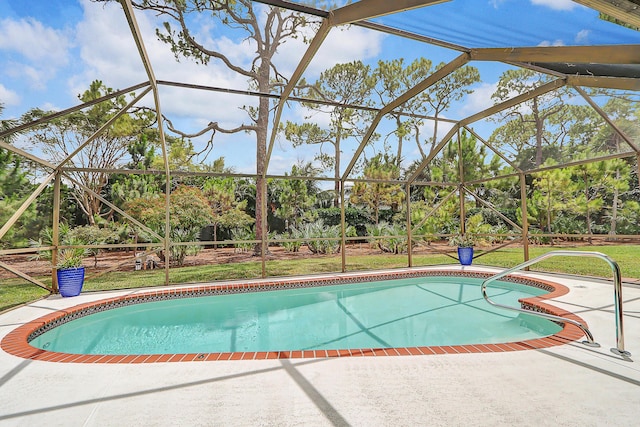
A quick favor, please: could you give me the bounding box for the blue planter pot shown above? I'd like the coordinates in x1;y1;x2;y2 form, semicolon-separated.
57;267;85;297
457;247;474;266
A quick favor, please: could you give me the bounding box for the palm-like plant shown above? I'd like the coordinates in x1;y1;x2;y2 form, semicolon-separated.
30;225;88;269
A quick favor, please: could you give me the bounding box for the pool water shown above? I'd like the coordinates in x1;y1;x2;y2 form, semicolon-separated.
30;276;561;355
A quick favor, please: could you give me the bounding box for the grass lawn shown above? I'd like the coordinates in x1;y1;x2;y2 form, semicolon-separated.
1;244;638;312
468;245;640;278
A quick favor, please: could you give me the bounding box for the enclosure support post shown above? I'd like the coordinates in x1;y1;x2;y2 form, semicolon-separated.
340;180;347;273
457;129;466;236
52;171;61;293
260;176;267;278
519;173;530;264
459;186;466;236
406;182;413;268
637;154;640;193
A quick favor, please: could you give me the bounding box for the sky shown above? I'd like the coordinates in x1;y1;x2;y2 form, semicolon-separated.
1;0;638;176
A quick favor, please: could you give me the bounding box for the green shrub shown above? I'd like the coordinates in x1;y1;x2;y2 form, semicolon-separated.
232;227;255;253
366;222;408;254
316;207;371;236
124;186;214;265
280;227;304;253
67;224;124;267
30;225;88;268
295;220;356;254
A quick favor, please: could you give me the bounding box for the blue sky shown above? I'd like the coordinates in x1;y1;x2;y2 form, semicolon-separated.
1;0;638;175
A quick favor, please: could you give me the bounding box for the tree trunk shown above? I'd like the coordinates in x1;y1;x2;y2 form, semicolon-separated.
414;125;426;159
533;98;544;167
584;172;592;244
395;115;403;166
254;100;268;256
430;112;440;153
333;134;341;208
254;60;271;256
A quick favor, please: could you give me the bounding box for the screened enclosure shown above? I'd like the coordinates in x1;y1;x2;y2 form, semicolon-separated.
0;0;638;296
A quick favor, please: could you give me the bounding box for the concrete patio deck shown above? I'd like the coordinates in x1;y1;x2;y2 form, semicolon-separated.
1;266;639;426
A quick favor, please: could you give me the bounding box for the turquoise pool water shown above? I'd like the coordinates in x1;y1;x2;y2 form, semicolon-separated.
30;276;561;355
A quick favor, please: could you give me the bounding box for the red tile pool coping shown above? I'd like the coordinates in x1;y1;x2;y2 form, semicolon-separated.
1;270;588;363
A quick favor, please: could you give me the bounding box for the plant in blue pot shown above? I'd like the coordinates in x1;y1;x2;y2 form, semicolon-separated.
55;241;87;297
448;233;475;266
31;227;88;297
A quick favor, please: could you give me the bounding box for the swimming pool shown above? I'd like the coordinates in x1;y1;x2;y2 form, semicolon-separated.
2;270;587;362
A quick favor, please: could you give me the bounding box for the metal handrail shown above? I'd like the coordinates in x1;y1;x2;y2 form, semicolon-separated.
481;250;630;357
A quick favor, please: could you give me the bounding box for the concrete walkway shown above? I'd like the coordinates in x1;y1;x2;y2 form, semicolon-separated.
1;268;639;426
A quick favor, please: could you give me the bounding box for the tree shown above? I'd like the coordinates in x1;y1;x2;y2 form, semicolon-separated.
125;0;313;255
571;158;608;241
274;164;317;230
441;130;503;215
0;102;17;137
530;160;576;234
108;133;163;216
373;59;480;162
601;158;632;237
0;149;36;248
444;130;501;183
150;135;198;172
283;61;376;207
203;176;254;244
1;102;38;247
23;80;153;225
125;185;214;265
490;69;571;169
588;95;640;236
349;153;405;224
0;104;29;199
409;197;457;244
374;58;432;162
425;63;480;153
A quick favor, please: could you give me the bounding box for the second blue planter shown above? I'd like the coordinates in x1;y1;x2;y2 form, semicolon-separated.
457;247;474;266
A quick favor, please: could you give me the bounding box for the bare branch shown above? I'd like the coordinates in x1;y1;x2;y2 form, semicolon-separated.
161;114;257;162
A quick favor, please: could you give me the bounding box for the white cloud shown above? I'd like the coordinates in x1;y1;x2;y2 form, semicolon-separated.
66;1;385;169
310;26;384;76
418;119;455;144
0;83;20;106
73;0;148;91
10;63;50;90
538;39;565;47
289;103;334;128
72;1;385;123
273;23;385;79
40;102;60;112
0;17;71;64
489;0;507;8
530;0;576;11
73;0;252;124
459;83;497;117
575;29;590;44
265;154;294;175
0;17;71;89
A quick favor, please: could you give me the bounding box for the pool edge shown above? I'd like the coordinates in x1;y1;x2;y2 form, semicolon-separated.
1;269;585;363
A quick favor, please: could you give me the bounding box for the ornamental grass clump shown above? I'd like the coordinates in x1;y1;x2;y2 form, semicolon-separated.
448;233;476;248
